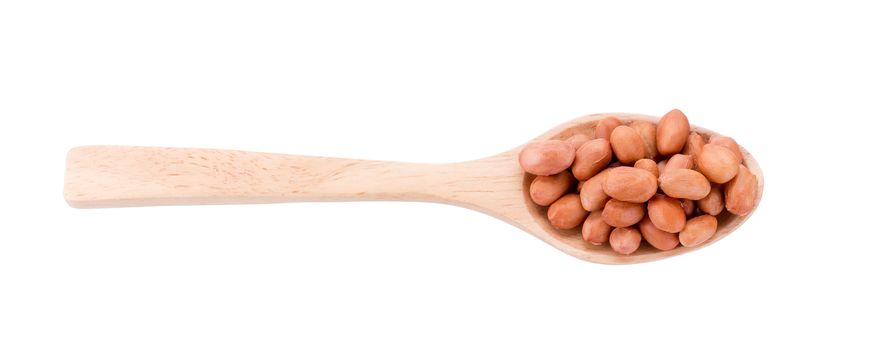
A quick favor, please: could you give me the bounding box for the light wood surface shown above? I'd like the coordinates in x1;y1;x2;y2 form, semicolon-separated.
64;113;763;264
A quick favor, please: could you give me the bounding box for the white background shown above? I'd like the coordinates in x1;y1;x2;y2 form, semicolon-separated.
1;1;879;349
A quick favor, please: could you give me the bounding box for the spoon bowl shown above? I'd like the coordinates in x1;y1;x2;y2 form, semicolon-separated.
517;113;763;263
64;113;763;264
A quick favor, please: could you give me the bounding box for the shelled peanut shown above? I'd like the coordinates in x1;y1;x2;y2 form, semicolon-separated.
520;109;758;255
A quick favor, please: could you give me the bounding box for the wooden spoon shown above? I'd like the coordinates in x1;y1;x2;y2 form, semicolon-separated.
64;113;763;264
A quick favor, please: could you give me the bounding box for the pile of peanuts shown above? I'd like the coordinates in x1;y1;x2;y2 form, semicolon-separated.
519;109;758;255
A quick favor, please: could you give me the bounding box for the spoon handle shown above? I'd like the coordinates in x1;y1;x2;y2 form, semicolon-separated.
64;146;520;209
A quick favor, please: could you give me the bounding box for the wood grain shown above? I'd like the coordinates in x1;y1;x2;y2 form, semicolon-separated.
64;113;763;264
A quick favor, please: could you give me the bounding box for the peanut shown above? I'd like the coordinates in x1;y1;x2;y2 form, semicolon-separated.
724;165;758;216
656;159;667;174
664;154;694;174
582;211;613;245
529;171;576;206
679;215;718;247
680;199;695;216
656;109;690;155
610;227;642;255
519;140;576;176
602;167;658;203
595;117;622;140
634;158;659;177
565;133;591;150
697;184;724;216
579;168;611;211
639;216;679;251
659;168;711;200
683;132;705;158
547;194;589;229
572;138;612;181
696;144;739;183
610;125;647;165
630;120;658;159
602;199;645;228
709;135;744;164
647;194;686;233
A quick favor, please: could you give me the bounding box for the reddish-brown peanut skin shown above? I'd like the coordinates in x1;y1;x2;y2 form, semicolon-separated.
634;158;659;178
577;181;585;192
547;194;589;229
659;168;712;200
680;199;695;216
648;195;686;233
602;167;658;203
683;132;706;158
656;109;690;156
725;165;758;216
519;140;576;176
696;144;740;183
602;199;645;227
698;185;724;216
665;154;694;173
610;227;642;255
565;133;591;150
639;216;679;251
529;171;576;206
609;125;647;165
679;215;718;247
580;169;611;211
709;135;744;164
582;211;613;245
595;117;622;140
572;139;612;181
657;160;667;175
630;120;658;159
